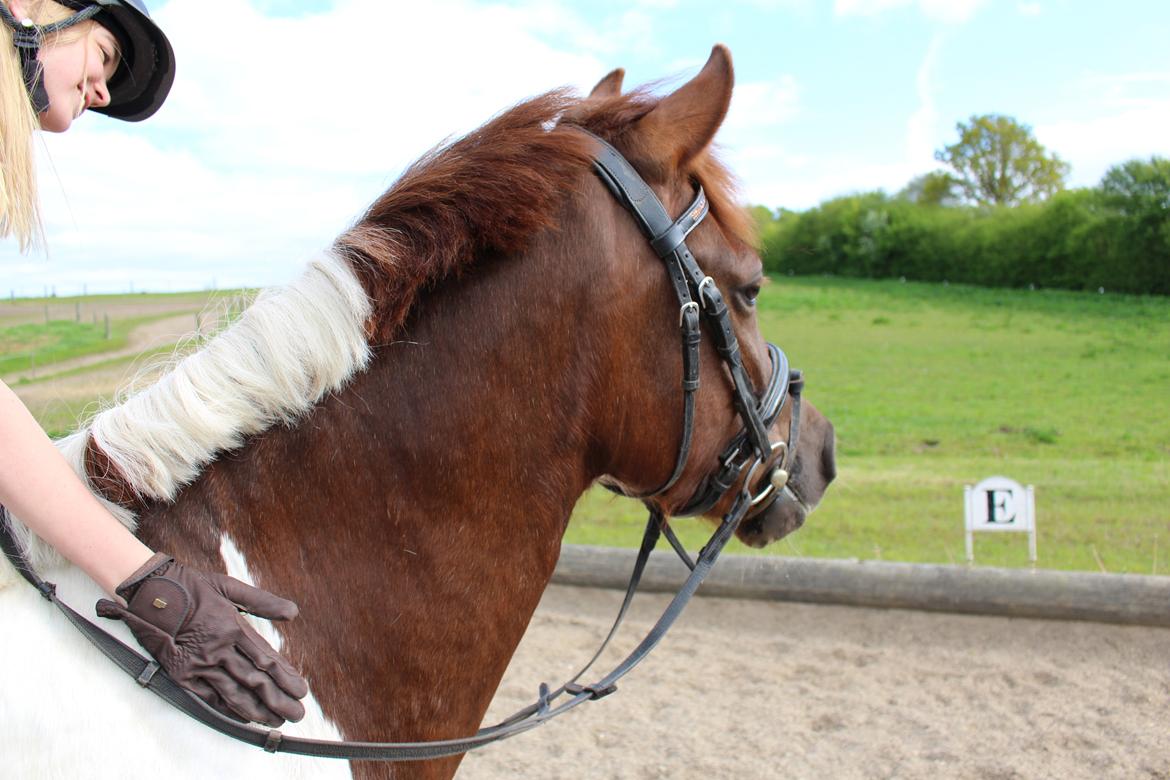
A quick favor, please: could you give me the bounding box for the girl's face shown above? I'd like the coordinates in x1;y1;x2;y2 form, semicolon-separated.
36;22;120;132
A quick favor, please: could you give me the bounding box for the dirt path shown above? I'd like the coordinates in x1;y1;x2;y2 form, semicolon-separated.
460;585;1170;780
6;314;207;432
2;312;201;385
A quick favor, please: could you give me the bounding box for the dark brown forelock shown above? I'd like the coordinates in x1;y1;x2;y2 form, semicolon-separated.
334;88;756;342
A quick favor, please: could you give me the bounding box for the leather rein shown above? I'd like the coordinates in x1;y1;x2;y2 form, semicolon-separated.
0;131;803;763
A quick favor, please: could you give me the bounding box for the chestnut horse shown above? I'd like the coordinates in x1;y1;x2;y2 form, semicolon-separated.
1;46;834;779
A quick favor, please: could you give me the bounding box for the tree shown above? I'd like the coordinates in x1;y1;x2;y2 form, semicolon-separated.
935;114;1070;207
1098;156;1170;215
1096;156;1170;294
897;170;962;207
747;204;777;232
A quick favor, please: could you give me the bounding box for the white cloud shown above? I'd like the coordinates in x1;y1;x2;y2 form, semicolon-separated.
632;0;680;10
1037;72;1170;187
725;75;801;133
4;0;620;295
919;0;984;23
154;0;605;175
8;0;1160;297
1017;2;1042;16
729;36;954;209
834;0;986;23
730;148;922;211
905;34;945;170
718;74;804;206
733;0;812;9
834;0;904;15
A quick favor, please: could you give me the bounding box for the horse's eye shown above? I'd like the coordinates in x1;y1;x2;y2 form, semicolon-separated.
742;284;761;307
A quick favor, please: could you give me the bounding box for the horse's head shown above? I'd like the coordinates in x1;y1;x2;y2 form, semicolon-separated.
569;45;836;548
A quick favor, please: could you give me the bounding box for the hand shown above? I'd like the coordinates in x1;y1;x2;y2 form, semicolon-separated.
96;552;309;727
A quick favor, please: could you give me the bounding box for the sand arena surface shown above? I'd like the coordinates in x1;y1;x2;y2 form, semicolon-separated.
462;585;1170;780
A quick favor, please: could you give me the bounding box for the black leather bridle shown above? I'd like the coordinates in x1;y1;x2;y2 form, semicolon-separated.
588;130;803;522
0;131;805;762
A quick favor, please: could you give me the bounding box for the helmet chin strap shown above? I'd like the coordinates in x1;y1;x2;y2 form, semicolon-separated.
0;1;101;113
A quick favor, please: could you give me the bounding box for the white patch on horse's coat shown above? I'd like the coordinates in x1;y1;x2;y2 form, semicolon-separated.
219;533;349;758
1;251;372;585
220;533;283;652
0;561;351;779
0;251;364;776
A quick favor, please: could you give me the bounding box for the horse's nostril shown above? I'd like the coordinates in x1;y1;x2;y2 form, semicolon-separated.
822;424;838;484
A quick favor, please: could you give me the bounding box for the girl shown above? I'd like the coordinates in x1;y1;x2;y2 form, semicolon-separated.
0;0;308;728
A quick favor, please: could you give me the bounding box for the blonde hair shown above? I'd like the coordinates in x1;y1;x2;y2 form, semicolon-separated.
0;0;99;251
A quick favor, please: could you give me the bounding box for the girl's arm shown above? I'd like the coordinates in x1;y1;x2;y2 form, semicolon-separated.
0;379;153;596
1;387;309;725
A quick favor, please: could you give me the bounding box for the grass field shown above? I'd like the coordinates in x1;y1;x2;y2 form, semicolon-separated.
567;277;1170;574
0;314;191;376
1;290;246;438
4;279;1167;574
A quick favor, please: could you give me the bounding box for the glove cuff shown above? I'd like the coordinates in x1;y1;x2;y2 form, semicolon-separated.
114;551;175;602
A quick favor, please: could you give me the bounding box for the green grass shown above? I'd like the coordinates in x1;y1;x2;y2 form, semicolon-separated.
1;290;235;308
4;282;1167;574
568;276;1170;574
0;320;111;374
0;312;196;377
20;342;186;439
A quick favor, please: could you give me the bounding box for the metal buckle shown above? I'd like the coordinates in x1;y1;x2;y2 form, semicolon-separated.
748;441;788;508
678;300;699;327
696;276;716;303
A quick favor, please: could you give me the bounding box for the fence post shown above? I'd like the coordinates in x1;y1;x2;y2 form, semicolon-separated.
104;313;110;339
44;304;49;324
75;301;81;322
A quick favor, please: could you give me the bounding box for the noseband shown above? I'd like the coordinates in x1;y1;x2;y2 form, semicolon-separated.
0;130;809;763
588;131;804;520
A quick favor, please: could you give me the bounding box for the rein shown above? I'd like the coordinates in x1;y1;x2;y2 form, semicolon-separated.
0;132;803;762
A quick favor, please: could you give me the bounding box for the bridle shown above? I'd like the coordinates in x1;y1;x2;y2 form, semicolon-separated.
0;130;806;762
588;130;804;523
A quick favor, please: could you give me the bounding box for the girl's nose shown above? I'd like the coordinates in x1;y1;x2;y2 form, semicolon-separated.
91;78;110;108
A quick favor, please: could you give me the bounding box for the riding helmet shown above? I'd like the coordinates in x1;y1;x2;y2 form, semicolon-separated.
61;0;175;121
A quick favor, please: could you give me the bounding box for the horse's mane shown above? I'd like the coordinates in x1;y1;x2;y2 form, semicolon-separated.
4;87;756;575
336;88;756;342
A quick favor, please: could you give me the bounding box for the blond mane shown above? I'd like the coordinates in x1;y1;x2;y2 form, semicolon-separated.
3;251;372;576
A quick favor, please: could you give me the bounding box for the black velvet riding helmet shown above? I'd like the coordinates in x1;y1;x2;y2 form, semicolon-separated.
1;0;174;121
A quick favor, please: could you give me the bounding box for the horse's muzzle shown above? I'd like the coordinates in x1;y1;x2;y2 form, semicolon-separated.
735;488;809;548
734;415;836;548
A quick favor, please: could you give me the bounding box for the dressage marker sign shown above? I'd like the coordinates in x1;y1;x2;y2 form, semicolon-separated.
964;476;1036;564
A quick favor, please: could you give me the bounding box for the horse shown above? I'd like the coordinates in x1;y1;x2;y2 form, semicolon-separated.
0;45;835;780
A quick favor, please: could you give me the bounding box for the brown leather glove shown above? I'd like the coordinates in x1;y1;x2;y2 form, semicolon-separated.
96;552;309;727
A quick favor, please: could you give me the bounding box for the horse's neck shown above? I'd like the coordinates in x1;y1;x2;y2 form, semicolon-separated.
134;239;602;777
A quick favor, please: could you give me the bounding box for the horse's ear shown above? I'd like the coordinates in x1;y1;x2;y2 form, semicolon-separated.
635;45;733;168
589;68;624;98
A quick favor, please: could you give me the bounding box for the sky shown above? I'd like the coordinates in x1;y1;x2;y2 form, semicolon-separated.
3;0;1169;296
